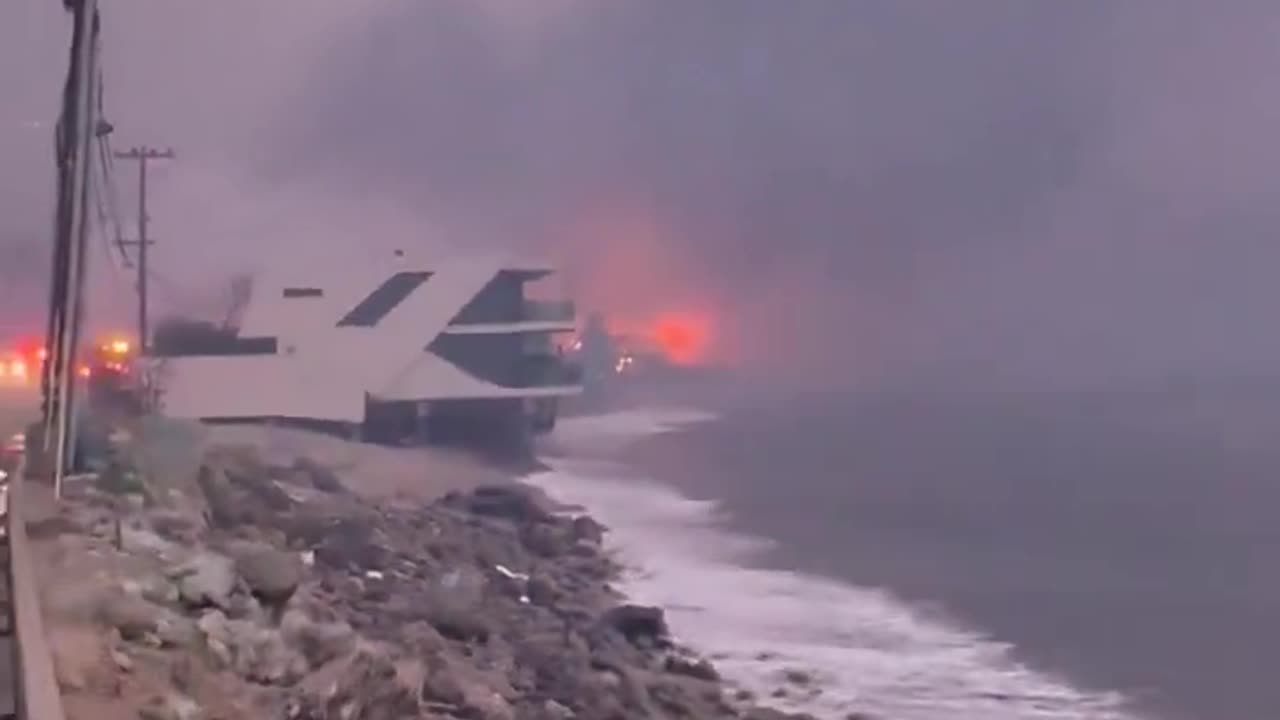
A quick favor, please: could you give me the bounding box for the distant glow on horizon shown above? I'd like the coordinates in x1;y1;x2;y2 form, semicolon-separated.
647;311;712;365
599;308;718;367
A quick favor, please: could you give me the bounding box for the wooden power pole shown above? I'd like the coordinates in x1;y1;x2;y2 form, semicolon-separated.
114;146;174;353
44;0;103;493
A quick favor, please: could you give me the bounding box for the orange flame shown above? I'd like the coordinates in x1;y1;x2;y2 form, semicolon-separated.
648;311;711;365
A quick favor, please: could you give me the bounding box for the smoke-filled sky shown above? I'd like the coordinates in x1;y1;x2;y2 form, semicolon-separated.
3;0;1280;388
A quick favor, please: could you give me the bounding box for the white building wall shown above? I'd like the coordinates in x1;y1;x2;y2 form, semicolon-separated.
157;252;577;422
154;354;364;421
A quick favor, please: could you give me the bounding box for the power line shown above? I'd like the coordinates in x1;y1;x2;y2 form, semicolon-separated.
82;31;132;317
92;142;129;281
92;21;127;267
96;136;128;266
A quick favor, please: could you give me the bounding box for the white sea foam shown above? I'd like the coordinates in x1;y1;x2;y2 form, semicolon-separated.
527;407;1147;720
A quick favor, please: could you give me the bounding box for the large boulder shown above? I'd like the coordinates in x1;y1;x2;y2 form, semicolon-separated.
148;509;202;545
137;693;203;720
511;629;662;718
424;602;492;643
196;447;295;530
234;543;303;607
281;611;356;668
290;457;346;494
418;663;467;706
599;604;669;647
197;609;307;685
416;655;515;719
96;592;162;641
290;651;420;719
520;522;575;558
664;651;720;681
457;485;552;524
305;516;390;572
571;515;606;545
525;574;562;606
171;552;237;610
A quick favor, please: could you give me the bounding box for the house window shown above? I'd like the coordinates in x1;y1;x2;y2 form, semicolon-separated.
283;287;323;298
447;271;523;325
150;334;279;357
337;272;431;327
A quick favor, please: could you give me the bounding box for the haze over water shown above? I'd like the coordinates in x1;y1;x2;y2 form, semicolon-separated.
591;385;1280;720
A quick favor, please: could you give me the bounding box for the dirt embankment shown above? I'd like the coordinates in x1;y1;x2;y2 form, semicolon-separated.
28;425;828;720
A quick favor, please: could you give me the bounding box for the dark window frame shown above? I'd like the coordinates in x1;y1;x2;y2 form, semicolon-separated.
337;272;431;327
447;271;524;325
150;335;279;357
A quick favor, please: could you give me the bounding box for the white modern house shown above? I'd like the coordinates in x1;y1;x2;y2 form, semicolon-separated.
150;253;582;443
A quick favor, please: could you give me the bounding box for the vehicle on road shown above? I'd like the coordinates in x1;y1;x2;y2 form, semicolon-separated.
0;334;140;409
0;350;33;388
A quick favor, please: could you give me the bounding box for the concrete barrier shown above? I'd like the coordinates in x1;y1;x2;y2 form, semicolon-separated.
5;455;66;720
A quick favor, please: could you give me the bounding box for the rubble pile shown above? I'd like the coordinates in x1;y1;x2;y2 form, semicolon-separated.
36;439;826;720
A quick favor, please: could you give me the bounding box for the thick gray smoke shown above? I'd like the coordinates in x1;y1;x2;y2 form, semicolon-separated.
264;0;1280;387
5;1;1280;389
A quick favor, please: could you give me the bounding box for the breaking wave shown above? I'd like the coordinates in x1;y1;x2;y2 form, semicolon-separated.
526;408;1146;720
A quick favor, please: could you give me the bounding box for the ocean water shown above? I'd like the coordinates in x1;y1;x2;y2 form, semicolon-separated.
529;389;1280;720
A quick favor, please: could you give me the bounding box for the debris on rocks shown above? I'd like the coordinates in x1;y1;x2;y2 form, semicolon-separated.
33;435;840;720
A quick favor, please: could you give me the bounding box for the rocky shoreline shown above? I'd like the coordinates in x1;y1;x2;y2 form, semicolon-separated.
32;431;838;720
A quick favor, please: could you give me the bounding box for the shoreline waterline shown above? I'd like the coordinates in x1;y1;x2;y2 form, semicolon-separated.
531;408;1145;720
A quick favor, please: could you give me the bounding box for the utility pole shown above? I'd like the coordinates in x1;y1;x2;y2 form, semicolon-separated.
114;146;174;353
42;0;102;495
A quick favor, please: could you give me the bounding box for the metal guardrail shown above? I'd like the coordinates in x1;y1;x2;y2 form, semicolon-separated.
4;452;66;720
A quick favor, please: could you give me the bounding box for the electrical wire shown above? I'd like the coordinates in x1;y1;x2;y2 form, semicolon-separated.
97;139;129;263
92;150;129;278
93;28;129;269
81;31;135;318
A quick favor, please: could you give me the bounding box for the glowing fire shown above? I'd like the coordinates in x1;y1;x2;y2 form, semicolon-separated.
640;311;711;365
559;201;724;367
603;310;715;366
